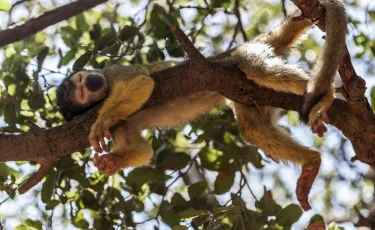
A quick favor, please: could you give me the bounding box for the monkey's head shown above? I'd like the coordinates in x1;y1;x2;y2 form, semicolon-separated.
56;70;109;121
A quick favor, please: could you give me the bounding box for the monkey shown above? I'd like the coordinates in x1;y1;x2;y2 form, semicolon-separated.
299;0;347;137
56;2;347;211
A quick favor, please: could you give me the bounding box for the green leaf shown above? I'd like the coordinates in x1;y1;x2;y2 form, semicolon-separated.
58;49;76;67
171;193;187;206
14;225;27;230
28;92;46;110
81;189;99;210
188;181;207;199
41;170;56;204
75;13;89;32
72;210;89;229
160;201;179;228
213;206;240;216
246;146;264;169
150;5;170;39
172;225;188;230
93;217;112;229
25;219;43;230
126;167;156;187
36;47;49;67
275;204;302;227
166;38;184;57
198;148;230;171
97;32;117;51
73;51;92;70
0;0;11;11
214;165;235;194
45;200;60;210
160;151;191;170
134;198;145;212
211;0;231;8
120;26;138;42
147;42;165;62
0;163;10;182
177;208;208;220
4;103;18;128
256;187;281;215
371;86;375;111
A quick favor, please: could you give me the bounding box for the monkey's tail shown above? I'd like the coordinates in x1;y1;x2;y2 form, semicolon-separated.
299;0;347;123
254;11;313;57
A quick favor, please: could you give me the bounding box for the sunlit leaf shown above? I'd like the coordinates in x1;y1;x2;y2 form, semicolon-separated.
0;0;11;11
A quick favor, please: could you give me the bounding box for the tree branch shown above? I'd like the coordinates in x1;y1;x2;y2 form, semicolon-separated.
0;0;108;47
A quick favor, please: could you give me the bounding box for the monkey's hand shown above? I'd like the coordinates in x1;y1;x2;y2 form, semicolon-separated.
94;153;124;176
306;87;334;137
296;159;321;211
89;116;119;153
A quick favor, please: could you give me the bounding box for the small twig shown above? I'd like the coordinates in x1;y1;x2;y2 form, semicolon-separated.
171;25;207;63
18;159;54;194
281;0;287;17
233;0;248;42
24;120;43;136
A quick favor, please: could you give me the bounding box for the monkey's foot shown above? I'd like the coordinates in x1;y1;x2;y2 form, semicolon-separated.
306;88;334;137
94;153;124;176
90;117;119;153
296;159;321;211
308;108;330;137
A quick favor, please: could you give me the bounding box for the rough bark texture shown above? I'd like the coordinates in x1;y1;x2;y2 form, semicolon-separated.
0;0;108;47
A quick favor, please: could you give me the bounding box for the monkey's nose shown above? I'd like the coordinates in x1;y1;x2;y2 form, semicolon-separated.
86;74;104;91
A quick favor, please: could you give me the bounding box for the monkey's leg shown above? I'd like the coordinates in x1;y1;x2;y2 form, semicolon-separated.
253;12;312;57
90;75;155;152
94;122;153;176
233;103;321;211
232;44;309;95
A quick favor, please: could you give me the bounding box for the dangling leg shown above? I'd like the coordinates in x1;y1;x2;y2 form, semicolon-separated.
233;103;321;210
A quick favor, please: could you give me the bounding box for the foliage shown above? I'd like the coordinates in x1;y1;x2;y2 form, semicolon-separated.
0;0;374;229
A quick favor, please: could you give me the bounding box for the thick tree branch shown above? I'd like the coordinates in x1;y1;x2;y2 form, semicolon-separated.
0;0;108;47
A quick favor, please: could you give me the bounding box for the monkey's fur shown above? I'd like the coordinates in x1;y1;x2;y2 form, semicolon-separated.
300;0;347;136
57;4;346;211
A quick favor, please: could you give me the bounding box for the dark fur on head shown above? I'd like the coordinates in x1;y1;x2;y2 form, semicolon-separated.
56;72;105;121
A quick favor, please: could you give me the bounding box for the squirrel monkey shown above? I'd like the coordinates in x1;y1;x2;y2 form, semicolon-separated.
57;2;347;211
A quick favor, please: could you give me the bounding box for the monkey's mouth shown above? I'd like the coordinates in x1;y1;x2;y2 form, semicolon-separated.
79;87;84;100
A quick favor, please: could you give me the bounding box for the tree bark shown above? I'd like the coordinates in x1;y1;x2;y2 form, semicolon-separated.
0;0;108;47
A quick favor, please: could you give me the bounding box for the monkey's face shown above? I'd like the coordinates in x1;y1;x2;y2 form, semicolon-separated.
57;70;109;121
70;70;108;105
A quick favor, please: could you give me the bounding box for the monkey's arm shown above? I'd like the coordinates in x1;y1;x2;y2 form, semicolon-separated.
89;74;155;153
94;122;153;175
